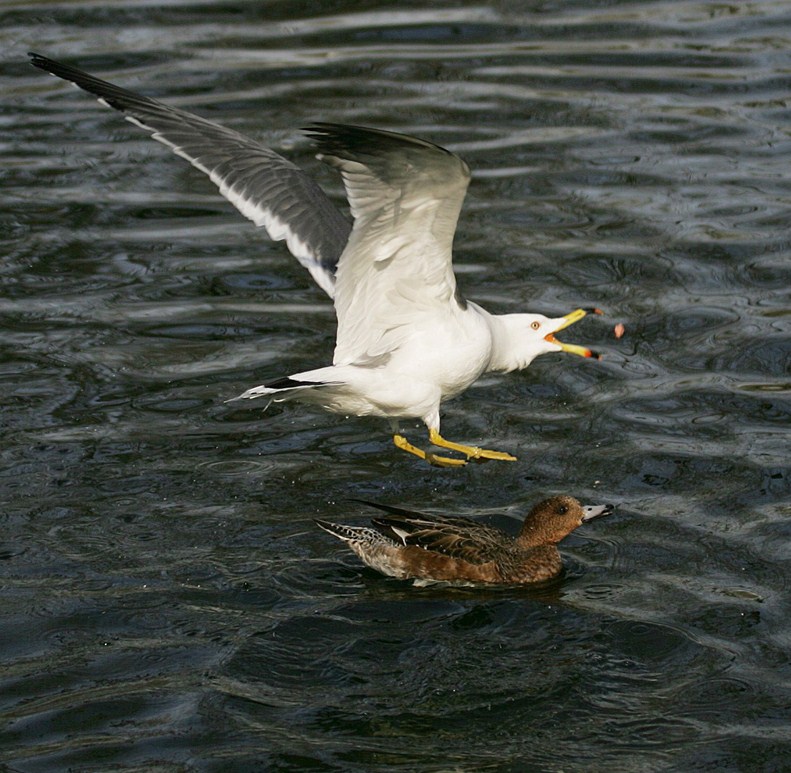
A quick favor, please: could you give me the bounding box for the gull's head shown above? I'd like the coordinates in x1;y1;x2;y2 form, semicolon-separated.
495;307;602;372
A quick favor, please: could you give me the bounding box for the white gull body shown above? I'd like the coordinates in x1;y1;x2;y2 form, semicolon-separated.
30;53;601;467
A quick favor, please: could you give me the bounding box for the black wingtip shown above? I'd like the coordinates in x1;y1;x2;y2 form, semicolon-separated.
28;52;49;70
27;52;129;113
29;52;65;75
302;122;453;158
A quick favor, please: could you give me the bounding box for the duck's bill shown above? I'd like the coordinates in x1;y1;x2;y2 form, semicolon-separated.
545;307;603;360
582;503;615;522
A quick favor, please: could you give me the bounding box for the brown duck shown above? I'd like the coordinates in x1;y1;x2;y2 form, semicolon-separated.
316;495;614;585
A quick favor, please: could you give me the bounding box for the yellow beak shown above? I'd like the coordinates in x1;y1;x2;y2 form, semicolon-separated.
544;307;603;360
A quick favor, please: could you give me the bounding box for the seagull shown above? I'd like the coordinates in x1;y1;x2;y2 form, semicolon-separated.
30;53;603;468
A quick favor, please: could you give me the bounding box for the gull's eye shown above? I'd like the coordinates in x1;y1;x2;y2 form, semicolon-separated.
530;321;541;331
557;505;568;515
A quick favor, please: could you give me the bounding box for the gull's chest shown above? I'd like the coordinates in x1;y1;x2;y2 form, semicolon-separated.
392;308;493;394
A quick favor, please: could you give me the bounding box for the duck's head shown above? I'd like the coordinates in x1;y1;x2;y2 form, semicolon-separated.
518;495;614;546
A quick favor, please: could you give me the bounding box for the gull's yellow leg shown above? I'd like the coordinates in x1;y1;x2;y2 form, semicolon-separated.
428;428;517;462
393;434;467;468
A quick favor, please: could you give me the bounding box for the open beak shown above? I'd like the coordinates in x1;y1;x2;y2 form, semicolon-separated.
582;503;615;522
544;307;603;360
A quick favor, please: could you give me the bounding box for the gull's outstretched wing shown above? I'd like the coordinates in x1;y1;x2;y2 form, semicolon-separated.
29;53;350;297
304;124;471;365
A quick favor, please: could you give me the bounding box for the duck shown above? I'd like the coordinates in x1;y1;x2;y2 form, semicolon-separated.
316;495;614;585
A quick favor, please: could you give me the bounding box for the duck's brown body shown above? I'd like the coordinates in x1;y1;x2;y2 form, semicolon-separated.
316;495;614;586
354;541;562;584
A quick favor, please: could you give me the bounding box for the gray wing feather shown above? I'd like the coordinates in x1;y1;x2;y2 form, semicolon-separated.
302;123;470;365
29;53;350;297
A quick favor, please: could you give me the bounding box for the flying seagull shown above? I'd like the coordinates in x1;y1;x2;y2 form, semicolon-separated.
29;53;602;468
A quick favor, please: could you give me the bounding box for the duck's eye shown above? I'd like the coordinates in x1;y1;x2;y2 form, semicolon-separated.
557;505;568;515
530;321;541;331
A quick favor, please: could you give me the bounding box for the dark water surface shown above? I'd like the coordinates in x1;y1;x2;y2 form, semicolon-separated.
3;1;791;770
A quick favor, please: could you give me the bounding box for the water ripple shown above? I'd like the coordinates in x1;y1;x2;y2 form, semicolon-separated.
3;0;791;769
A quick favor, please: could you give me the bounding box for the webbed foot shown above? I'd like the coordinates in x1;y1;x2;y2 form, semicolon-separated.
393;434;467;468
428;429;517;463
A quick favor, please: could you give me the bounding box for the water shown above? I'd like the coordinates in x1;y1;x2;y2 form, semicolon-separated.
2;1;791;770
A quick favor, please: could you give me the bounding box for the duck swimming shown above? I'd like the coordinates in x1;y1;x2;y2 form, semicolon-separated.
316;495;614;585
